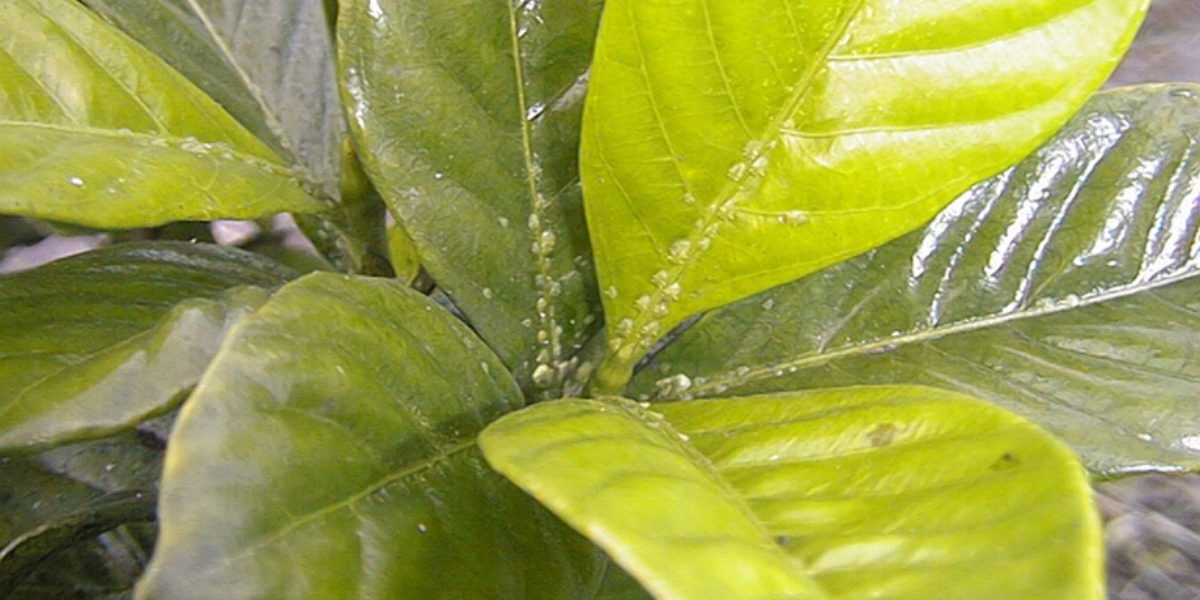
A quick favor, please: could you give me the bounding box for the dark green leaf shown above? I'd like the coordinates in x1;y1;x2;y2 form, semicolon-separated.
1;430;165;598
7;523;154;600
0;0;327;228
339;0;603;394
583;0;1151;392
137;273;603;600
482;387;1102;600
330;139;394;277
594;565;653;600
0;491;155;595
632;84;1200;477
0;242;294;451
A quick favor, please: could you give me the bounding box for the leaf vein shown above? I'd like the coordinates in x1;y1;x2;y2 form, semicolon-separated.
221;439;477;565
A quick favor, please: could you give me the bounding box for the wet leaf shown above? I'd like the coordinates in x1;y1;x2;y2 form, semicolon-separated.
0;126;327;228
583;0;1151;392
0;242;294;451
82;0;344;190
137;273;603;600
76;0;382;274
339;0;603;394
632;85;1200;477
482;387;1102;600
0;0;326;228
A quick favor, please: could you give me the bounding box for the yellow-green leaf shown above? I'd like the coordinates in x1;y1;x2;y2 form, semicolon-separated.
583;0;1151;392
629;85;1200;477
482;387;1102;600
0;0;326;227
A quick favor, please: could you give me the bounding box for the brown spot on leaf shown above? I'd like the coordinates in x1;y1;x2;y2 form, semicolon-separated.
867;423;898;447
991;452;1020;470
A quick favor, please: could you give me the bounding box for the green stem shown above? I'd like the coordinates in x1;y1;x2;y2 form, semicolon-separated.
589;349;635;397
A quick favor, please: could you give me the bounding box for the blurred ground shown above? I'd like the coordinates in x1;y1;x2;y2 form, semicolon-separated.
1106;0;1200;88
1101;474;1200;600
1100;1;1200;598
2;1;1199;597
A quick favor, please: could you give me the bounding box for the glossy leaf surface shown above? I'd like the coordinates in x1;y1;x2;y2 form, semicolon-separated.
583;0;1151;391
0;0;325;228
340;0;603;393
0;242;293;451
482;387;1101;600
0;125;326;228
632;85;1200;477
83;0;345;189
81;0;370;269
137;273;602;600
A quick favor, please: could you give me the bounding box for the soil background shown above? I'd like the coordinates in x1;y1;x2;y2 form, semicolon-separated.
1100;2;1200;597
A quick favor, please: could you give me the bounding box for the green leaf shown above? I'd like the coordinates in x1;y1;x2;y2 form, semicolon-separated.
78;0;374;272
0;0;326;228
631;85;1200;477
81;0;345;189
583;0;1151;392
485;396;827;600
339;0;603;394
79;0;385;273
0;125;327;228
333;139;395;277
386;217;421;284
1;429;165;597
2;439;154;546
137;273;603;600
0;491;155;595
0;242;293;451
481;387;1103;600
6;522;155;600
594;565;653;600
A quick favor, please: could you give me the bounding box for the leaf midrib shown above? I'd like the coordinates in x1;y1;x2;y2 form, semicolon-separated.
19;0;167;131
680;271;1200;397
612;0;869;361
0;120;302;178
507;0;564;381
221;438;477;564
180;0;308;175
